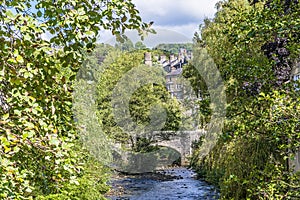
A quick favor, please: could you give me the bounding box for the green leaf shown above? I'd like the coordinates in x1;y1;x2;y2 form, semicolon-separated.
8;58;17;64
37;10;42;17
5;10;14;18
49;138;60;146
69;74;76;81
2;113;9;120
16;55;24;63
24;72;31;78
14;109;22;116
85;31;95;36
121;16;127;23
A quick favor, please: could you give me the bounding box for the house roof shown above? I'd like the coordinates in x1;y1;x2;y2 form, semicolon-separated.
166;68;183;76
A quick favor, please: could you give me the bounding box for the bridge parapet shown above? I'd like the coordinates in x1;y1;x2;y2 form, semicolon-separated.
111;129;206;172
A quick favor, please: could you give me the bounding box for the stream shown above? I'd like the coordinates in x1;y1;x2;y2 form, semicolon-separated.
106;167;219;200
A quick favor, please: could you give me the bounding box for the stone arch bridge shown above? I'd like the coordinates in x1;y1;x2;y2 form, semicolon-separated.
150;130;206;165
111;130;206;173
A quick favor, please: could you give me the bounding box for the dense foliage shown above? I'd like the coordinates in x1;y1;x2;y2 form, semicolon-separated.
0;0;150;198
191;0;300;199
154;43;193;54
95;48;182;147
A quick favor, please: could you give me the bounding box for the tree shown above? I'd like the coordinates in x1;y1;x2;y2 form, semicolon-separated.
115;36;135;51
191;0;300;199
134;41;147;50
95;50;182;147
182;62;212;128
154;43;193;54
94;49;185;173
0;0;151;198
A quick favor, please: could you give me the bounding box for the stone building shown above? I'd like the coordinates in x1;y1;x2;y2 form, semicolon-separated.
144;52;152;66
166;67;183;99
163;50;192;100
144;49;192;100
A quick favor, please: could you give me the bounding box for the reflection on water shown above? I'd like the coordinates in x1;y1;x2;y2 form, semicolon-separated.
107;167;219;200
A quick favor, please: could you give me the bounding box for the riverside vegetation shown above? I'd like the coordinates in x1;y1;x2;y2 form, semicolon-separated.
190;0;300;199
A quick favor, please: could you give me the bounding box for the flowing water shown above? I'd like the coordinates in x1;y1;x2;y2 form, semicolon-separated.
107;167;219;200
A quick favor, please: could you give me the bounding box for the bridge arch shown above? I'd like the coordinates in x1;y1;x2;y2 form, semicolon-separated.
152;130;205;166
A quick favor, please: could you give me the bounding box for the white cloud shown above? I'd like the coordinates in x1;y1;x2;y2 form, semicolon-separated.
132;0;219;24
132;0;219;39
99;0;219;44
178;0;220;19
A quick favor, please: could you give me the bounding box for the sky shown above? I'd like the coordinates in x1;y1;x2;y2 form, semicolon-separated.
100;0;220;47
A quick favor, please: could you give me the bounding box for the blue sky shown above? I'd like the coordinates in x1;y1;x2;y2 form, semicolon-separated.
100;0;219;46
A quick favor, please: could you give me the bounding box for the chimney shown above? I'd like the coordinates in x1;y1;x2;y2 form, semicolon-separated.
160;55;166;62
178;53;184;63
144;52;152;66
170;54;175;62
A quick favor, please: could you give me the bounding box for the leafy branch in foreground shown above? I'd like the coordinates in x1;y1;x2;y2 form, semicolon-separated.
0;0;150;198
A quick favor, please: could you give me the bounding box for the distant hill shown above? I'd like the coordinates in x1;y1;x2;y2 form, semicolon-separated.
153;43;193;54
